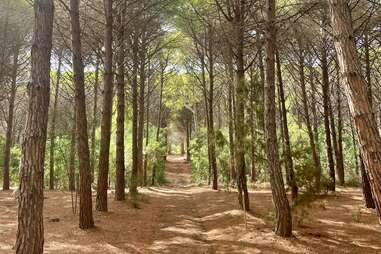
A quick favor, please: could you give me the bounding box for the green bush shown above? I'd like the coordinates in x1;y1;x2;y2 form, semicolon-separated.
190;128;210;184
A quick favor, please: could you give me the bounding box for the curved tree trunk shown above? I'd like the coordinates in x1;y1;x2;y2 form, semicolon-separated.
328;0;381;222
15;0;54;252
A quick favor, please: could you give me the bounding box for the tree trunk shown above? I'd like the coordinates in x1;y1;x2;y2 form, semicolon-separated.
265;0;292;237
298;42;322;192
328;96;342;186
336;77;345;185
0;0;9;86
186;119;191;161
351;119;374;207
115;5;126;201
68;109;76;192
364;32;373;109
15;0;54;252
320;16;336;191
3;44;19;191
130;33;139;196
309;68;321;162
152;63;165;185
96;0;113;212
70;0;94;229
328;0;381;221
143;61;151;187
228;75;236;185
350;122;359;176
249;69;257;183
234;17;249;211
90;58;100;183
207;27;218;190
360;31;375;208
276;50;298;202
143;87;150;186
48;51;62;190
137;49;146;187
360;155;375;208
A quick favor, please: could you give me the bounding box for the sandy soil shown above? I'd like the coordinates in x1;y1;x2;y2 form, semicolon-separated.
0;155;381;253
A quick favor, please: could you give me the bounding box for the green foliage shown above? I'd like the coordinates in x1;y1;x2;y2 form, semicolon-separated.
146;128;168;185
9;146;21;185
190;128;209;184
189;128;234;188
215;129;230;188
0;136;21;188
45;135;72;189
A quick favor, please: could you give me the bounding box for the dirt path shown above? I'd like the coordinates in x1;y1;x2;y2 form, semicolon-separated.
148;155;213;253
0;156;381;253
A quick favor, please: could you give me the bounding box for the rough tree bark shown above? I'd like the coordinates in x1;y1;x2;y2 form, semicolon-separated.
350;123;359;176
15;0;54;252
328;0;381;220
265;0;292;237
96;0;113;212
360;31;376;208
115;4;126;201
70;0;94;229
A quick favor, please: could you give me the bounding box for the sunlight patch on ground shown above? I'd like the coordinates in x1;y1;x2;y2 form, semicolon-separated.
318;219;346;226
161;219;204;236
149;236;209;252
351;241;381;250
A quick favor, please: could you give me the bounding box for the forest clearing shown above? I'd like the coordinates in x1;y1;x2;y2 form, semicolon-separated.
0;156;380;254
2;0;381;253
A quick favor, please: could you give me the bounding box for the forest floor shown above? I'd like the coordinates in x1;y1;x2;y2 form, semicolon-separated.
0;156;381;253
